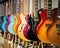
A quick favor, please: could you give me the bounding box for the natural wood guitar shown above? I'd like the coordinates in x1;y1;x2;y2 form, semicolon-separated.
47;0;60;46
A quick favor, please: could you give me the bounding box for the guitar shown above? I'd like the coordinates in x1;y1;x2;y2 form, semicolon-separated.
8;0;14;34
18;0;30;41
46;0;60;46
36;0;52;43
1;3;7;33
0;5;4;33
12;0;21;35
5;0;11;34
5;15;10;34
24;0;39;41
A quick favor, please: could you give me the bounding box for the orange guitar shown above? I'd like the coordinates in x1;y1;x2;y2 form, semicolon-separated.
12;0;21;35
36;0;52;43
47;0;60;46
17;0;30;41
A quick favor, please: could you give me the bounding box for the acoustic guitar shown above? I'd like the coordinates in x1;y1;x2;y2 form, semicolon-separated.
18;0;30;41
36;0;52;43
8;0;15;34
47;0;60;46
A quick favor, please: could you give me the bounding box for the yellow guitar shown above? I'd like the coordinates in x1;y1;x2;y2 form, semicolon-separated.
17;0;30;41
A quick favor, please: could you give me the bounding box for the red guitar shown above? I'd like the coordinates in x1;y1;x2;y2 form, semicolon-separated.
5;0;11;34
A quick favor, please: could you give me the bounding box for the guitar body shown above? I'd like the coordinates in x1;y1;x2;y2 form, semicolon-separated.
2;16;7;32
12;14;21;35
36;9;43;33
8;14;14;34
0;16;4;32
23;14;30;38
5;15;10;33
47;8;60;46
18;14;30;41
37;9;52;43
24;15;39;41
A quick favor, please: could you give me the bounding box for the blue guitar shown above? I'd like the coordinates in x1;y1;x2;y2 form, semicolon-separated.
1;16;7;32
0;16;3;31
8;0;15;35
8;14;14;34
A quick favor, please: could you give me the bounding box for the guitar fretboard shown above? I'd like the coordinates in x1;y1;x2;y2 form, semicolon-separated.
11;0;14;14
58;0;60;16
16;0;20;14
47;0;52;18
44;0;47;9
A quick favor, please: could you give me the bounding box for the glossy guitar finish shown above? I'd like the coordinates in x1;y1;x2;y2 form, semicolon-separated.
8;14;14;34
13;14;21;35
37;9;52;43
47;8;60;46
23;14;30;38
18;14;30;41
24;15;39;41
5;15;10;33
2;16;7;32
0;16;4;32
36;9;43;33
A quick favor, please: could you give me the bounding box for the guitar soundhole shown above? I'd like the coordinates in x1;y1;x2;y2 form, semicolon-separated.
56;24;60;28
46;24;50;28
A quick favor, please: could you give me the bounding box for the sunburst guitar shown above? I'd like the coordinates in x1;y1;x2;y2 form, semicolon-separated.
36;0;52;43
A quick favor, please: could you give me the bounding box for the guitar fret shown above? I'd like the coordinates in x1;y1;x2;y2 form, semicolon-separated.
11;0;14;14
16;0;20;14
58;0;60;16
47;0;52;19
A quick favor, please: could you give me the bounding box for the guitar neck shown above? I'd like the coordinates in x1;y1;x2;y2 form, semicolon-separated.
44;0;47;9
11;0;14;14
47;0;52;18
57;0;60;19
16;0;20;14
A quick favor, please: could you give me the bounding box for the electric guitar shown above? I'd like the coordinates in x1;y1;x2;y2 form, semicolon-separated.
18;0;30;41
24;0;40;41
0;5;4;32
0;16;4;34
8;0;14;34
5;0;11;34
1;3;7;33
12;0;21;35
36;0;52;43
47;0;60;46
